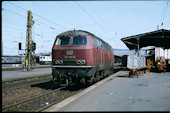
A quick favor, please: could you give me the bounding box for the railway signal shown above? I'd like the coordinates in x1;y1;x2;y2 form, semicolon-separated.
32;41;36;50
19;42;22;50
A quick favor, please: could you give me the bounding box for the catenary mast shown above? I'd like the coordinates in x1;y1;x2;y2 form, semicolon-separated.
24;10;34;71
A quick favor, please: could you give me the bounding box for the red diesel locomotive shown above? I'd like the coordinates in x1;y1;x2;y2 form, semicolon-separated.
52;30;114;86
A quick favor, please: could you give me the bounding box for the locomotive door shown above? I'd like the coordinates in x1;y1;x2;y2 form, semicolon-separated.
102;52;104;68
93;37;101;67
96;47;103;67
96;47;100;66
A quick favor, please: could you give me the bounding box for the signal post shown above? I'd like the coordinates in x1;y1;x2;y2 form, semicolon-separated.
24;10;35;71
18;10;36;71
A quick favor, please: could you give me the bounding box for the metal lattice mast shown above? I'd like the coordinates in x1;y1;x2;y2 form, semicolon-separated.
25;10;34;71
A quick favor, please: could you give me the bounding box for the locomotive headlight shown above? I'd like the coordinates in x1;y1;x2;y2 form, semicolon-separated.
59;60;63;64
55;60;59;64
81;60;86;64
77;60;81;65
76;60;86;65
55;60;63;64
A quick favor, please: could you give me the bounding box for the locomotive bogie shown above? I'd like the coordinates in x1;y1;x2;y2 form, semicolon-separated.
52;67;93;85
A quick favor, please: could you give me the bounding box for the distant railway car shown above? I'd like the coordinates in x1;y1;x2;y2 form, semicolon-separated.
52;30;114;86
122;55;128;67
39;55;52;65
146;47;170;72
2;56;22;64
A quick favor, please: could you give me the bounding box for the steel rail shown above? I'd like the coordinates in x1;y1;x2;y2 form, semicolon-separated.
2;79;52;92
2;74;51;83
2;77;52;88
2;86;66;112
36;83;76;112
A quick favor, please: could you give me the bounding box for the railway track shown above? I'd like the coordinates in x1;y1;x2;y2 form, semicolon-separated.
2;73;87;112
2;78;52;91
2;74;54;108
2;67;123;112
2;74;52;90
2;83;83;112
2;86;66;112
2;71;115;112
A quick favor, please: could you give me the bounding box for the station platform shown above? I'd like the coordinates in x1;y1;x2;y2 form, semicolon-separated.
2;68;51;81
43;71;170;111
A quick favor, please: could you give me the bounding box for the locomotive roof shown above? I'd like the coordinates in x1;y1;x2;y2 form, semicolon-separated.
58;30;95;37
58;30;110;45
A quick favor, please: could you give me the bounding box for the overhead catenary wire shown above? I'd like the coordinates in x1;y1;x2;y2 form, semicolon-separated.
33;2;79;28
87;2;115;40
3;16;27;26
2;9;59;43
3;31;25;38
3;25;26;32
81;1;153;29
3;2;66;55
2;10;64;39
160;0;169;27
87;2;114;31
2;9;57;44
7;1;28;11
2;8;59;32
6;1;69;31
2;9;56;54
75;1;111;39
34;19;64;31
3;30;24;35
2;8;27;18
32;13;69;30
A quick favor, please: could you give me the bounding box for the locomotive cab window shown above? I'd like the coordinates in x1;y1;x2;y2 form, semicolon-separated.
56;37;70;45
91;37;95;46
72;36;87;45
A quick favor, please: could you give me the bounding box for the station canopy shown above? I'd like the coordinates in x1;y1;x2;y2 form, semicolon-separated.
121;29;170;50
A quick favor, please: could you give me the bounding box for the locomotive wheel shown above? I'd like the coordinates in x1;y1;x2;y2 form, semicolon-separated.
102;70;106;78
95;71;100;82
85;76;93;85
110;68;114;74
93;73;99;83
93;77;96;83
91;76;95;84
53;76;61;86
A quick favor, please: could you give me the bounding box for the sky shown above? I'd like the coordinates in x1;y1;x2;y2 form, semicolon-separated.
2;0;170;56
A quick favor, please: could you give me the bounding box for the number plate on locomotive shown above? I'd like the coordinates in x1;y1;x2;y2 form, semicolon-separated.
66;50;73;55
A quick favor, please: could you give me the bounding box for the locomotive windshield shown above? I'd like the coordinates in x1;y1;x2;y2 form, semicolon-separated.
56;37;70;45
56;36;87;45
72;36;87;45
